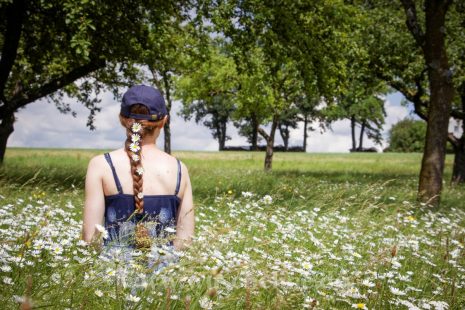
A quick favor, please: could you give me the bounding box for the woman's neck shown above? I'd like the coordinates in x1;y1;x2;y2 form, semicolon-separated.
140;129;161;146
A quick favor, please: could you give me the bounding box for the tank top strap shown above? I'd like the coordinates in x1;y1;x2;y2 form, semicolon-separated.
174;158;182;196
103;153;123;194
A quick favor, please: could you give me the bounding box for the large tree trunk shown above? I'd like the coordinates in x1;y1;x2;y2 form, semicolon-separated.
350;115;356;152
0;113;15;163
260;115;279;171
416;1;455;205
358;121;366;151
303;115;308;152
162;74;172;154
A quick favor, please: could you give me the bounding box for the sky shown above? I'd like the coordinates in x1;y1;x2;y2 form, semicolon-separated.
8;91;412;152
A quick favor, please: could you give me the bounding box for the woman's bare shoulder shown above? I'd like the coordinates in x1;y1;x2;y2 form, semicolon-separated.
87;149;124;169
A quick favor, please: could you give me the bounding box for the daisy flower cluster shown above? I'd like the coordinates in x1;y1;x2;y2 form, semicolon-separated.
129;122;142;161
0;185;464;309
167;190;465;309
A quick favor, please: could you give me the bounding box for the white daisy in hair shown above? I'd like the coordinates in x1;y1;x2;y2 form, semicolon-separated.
131;154;140;162
129;142;140;153
131;122;142;133
137;192;144;199
131;133;141;143
136;167;144;175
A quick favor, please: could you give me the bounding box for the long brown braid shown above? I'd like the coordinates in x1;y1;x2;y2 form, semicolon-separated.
119;104;163;248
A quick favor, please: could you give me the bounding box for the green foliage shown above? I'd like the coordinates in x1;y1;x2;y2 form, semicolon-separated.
0;0;184;127
174;41;237;149
360;1;464;123
205;0;362;128
387;118;426;153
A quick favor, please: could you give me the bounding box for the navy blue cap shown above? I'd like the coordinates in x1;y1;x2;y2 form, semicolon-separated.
120;85;167;121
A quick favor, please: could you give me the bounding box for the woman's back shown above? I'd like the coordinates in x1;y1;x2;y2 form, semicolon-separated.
101;146;183;249
102;147;180;197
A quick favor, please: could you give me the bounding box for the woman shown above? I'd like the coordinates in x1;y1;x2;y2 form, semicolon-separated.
81;84;195;271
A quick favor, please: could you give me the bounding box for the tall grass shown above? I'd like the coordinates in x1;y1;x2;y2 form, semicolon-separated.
0;148;463;309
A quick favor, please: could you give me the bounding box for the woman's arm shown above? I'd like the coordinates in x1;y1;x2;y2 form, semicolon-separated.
174;162;195;251
81;155;106;245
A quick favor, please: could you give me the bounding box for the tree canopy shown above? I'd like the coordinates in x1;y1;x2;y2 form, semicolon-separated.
0;0;188;161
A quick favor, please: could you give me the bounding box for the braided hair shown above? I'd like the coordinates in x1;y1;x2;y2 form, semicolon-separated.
119;104;163;248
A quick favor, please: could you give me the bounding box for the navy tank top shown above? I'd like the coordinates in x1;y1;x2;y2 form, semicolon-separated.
102;152;181;248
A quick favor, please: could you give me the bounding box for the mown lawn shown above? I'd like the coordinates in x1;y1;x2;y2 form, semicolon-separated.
0;148;463;309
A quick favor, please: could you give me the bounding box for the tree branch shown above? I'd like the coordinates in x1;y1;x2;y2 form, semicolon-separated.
9;58;106;113
258;126;270;141
0;0;26;102
387;78;428;121
399;0;426;51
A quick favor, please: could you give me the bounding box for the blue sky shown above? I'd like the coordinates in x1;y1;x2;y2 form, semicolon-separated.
8;91;411;152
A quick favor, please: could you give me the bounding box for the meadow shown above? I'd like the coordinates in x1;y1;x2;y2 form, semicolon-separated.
0;148;464;309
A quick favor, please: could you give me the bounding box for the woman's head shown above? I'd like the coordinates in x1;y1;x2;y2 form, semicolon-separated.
120;84;168;121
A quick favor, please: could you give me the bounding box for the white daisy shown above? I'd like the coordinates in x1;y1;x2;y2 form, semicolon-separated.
199;296;213;309
137;192;144;199
131;133;141;143
105;268;116;277
52;244;63;255
95;289;103;297
126;294;140;302
131;154;140;162
361;279;375;287
95;224;109;239
262;195;273;204
1;265;12;272
390;286;406;296
164;227;176;233
136;167;144;175
131;122;142;133
241;191;253;198
129;142;140;153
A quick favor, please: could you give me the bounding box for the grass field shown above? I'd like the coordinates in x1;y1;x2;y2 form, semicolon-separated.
0;148;464;309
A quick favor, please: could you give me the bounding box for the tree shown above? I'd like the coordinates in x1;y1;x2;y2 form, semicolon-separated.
327;93;386;152
278;106;299;151
174;41;237;150
387;118;427;152
180;95;235;151
361;1;464;203
295;95;321;153
233;114;264;151
207;0;357;170
0;0;185;163
399;0;455;204
142;10;206;154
